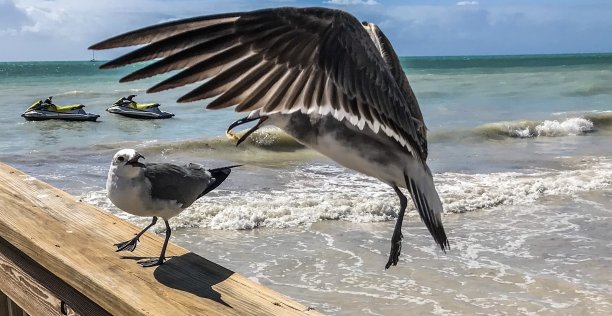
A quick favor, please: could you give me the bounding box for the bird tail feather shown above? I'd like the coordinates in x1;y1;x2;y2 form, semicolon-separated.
404;159;449;251
199;165;242;196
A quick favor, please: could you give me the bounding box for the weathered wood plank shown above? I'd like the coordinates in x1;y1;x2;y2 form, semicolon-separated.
0;241;62;316
0;291;8;316
0;163;321;316
0;236;98;316
6;299;23;316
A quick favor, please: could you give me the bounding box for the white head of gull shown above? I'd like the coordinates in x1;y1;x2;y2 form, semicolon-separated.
92;7;449;269
106;149;240;267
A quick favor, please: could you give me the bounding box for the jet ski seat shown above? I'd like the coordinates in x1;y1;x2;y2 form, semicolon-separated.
50;104;85;112
125;102;160;110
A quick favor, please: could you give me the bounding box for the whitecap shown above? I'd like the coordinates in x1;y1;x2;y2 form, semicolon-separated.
81;157;612;231
535;118;594;136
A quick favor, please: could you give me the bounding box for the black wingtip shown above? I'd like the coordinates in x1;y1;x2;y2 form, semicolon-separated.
199;164;241;197
119;71;148;83
89;38;124;51
208;164;242;172
147;84;168;94
436;224;450;253
88;33;134;51
404;173;450;253
178;87;212;103
428;220;449;253
87;43;102;50
99;60;120;70
176;94;193;103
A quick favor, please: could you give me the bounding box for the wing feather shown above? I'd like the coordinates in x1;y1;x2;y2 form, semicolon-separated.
118;35;234;82
92;7;427;159
177;54;262;102
281;68;314;113
235;65;287;112
263;69;300;112
204;61;275;108
149;45;250;93
89;14;241;50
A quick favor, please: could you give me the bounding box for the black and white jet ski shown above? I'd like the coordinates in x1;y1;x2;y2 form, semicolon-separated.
22;97;100;121
106;95;174;119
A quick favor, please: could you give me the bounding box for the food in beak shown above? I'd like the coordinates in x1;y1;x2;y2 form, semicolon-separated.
226;116;268;146
226;129;240;141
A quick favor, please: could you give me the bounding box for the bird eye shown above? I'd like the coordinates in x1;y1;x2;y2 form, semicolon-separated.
117;156;125;162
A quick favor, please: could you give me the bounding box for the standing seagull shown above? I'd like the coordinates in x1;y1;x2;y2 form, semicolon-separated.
92;7;449;268
107;149;239;267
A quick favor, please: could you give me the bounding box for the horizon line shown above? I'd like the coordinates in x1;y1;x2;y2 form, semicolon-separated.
2;51;612;63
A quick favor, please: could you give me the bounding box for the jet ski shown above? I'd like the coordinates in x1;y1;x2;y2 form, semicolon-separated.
107;95;174;119
22;97;100;121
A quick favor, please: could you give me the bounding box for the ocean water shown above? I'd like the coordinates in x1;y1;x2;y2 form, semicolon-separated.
1;54;611;315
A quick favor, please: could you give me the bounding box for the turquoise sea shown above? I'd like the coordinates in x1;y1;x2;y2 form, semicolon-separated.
0;54;611;315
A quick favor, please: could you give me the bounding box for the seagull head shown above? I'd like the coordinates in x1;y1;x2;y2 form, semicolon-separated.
110;149;145;177
226;109;269;146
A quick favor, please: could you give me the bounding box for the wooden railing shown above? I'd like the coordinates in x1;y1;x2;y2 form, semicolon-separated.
0;163;322;316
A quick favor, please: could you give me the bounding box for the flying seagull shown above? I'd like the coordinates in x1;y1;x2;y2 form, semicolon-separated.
91;7;449;268
106;149;239;267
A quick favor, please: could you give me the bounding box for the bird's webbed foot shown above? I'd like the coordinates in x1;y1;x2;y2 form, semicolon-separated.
138;257;165;268
114;237;139;252
385;231;403;269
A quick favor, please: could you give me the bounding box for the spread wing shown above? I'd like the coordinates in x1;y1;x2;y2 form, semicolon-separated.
90;7;428;160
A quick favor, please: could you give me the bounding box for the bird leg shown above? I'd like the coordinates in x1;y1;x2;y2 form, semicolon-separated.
115;216;158;252
139;219;171;267
385;185;407;269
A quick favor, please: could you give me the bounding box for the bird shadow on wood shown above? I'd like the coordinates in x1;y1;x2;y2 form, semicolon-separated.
118;253;232;308
153;253;233;309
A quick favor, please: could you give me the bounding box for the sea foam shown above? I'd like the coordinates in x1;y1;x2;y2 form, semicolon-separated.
474;116;598;139
81;157;612;231
534;118;594;136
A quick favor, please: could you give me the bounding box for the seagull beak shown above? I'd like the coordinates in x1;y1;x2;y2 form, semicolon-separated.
227;115;268;146
126;153;145;167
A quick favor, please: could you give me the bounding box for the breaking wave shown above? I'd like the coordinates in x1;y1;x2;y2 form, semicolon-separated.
87;127;313;164
86;112;612;164
81;157;612;231
432;111;612;141
474;117;594;139
145;128;305;153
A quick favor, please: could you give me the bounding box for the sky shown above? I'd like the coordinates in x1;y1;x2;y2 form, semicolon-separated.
1;0;611;61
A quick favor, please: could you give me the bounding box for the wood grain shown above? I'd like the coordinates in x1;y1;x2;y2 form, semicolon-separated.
0;291;8;316
0;236;99;316
0;163;322;316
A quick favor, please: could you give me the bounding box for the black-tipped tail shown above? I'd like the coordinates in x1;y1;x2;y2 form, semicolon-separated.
199;165;242;197
404;172;450;252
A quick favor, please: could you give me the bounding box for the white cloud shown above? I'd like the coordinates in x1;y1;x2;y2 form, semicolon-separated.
1;0;612;60
326;0;379;5
0;0;31;32
456;1;478;6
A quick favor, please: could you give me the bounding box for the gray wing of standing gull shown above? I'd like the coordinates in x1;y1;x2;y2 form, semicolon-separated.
144;163;212;208
89;7;428;160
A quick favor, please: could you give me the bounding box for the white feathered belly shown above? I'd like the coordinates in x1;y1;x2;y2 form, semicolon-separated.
307;133;407;187
107;174;183;219
300;130;443;213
